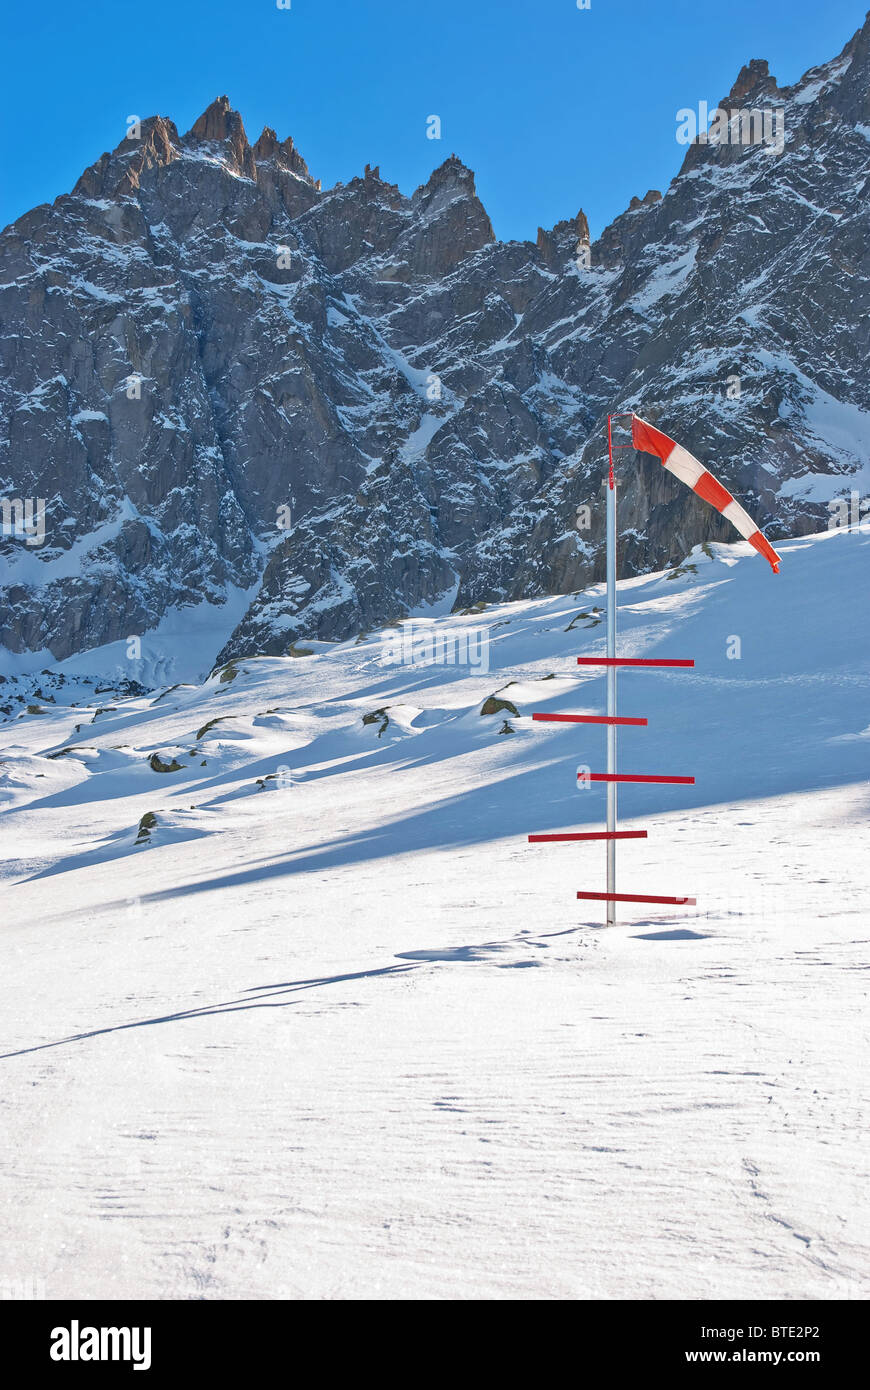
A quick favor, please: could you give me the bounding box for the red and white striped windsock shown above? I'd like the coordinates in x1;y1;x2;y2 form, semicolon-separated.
631;414;782;573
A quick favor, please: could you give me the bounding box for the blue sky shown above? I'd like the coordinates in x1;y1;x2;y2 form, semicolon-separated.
2;0;866;241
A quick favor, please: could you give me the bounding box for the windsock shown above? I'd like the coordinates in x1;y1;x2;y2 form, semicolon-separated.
631;414;781;573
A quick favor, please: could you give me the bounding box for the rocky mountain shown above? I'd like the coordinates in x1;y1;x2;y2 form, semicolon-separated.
1;16;869;670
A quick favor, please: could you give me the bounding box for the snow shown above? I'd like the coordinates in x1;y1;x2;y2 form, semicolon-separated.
11;374;69;413
71;278;125;303
70;409;109;425
759;347;870;490
399;411;452;462
403;571;461;619
627;245;698;310
0;528;868;1298
342;292;436;397
0;583;258;686
791;55;852;105
0;506;138;585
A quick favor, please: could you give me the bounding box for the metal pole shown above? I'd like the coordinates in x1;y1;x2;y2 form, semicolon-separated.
606;416;618;925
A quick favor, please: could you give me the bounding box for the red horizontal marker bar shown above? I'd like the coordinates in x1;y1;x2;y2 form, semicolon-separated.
580;773;694;785
532;713;648;726
576;657;694;667
577;891;697;905
528;831;648;842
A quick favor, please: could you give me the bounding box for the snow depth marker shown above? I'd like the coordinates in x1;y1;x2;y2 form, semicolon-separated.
532;713;647;726
576;657;694;667
529;831;648;843
527;411;780;924
577;892;697;906
582;773;695;785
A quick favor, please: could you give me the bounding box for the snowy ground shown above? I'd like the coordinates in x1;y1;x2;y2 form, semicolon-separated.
1;528;868;1299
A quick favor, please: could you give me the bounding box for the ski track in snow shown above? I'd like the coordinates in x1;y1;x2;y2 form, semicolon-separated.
0;529;868;1299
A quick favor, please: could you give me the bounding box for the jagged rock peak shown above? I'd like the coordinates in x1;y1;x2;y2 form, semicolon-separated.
252;126;313;181
726;58;779;104
536;209;590;269
409;154;494;247
129;115;180;159
187;94;236;141
416;153;478;197
333;162;400;204
184;95;256;179
627;189;662;211
252;125;281;159
355;162;403;198
73;115;181;200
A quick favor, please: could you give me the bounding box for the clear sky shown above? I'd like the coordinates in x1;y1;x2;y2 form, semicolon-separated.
2;0;867;241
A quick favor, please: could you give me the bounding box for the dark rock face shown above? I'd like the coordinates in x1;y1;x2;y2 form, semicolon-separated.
2;15;869;666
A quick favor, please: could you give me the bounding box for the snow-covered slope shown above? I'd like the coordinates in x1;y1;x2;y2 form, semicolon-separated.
1;529;867;1298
